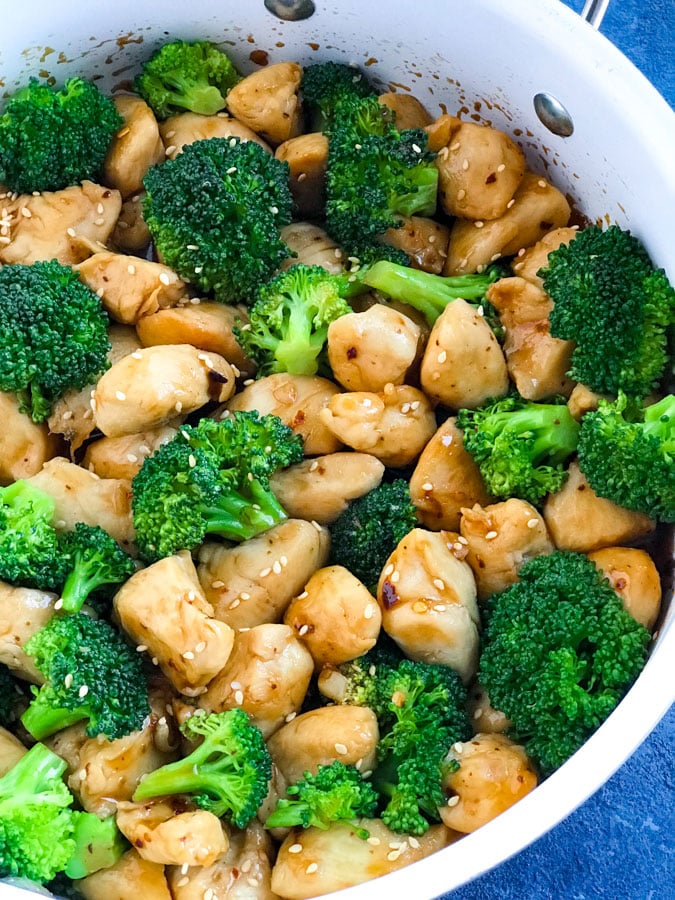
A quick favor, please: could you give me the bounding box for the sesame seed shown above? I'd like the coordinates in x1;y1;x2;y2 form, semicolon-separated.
362;397;372;407
273;560;282;575
182;651;195;660
230;681;242;690
240;592;251;601
54;598;64;610
126;453;138;463
298;624;310;636
246;878;259;888
497;163;506;173
434;604;447;612
387;850;402;862
305;863;318;875
181;863;189;875
136;645;147;653
211;580;225;589
462;159;470;170
62;410;73;421
297;172;307;182
187;244;199;250
288;843;303;854
527;518;540;529
151;657;159;666
457;535;468;545
412;143;422;153
175;401;183;413
384;563;394;576
297;591;308;600
114;390;126;401
229;598;241;609
491;252;502;261
422;481;433;491
367;836;381;846
401;402;411;414
165;145;177;156
94;217;105;226
477;305;485;316
410;400;420;411
20;207;31;218
334;742;348;754
473;707;484;719
450;142;461;151
437;350;447;364
259;567;271;578
453;541;464;552
175;876;189;888
188;454;197;468
64;673;73;688
485;530;498;540
507;198;516;208
309;459;319;472
433;578;445;590
234;690;244;705
131;350;143;359
441;433;453;447
285;711;297;723
364;604;375;620
78;685;89;698
409;836;420;849
369;665;376;676
538;179;547;188
226;166;238;174
159;273;171;285
311;520;322;532
474;220;485;228
457;188;466;200
447;795;460;807
390;570;400;584
269;206;279;215
452;742;464;753
204;889;215;900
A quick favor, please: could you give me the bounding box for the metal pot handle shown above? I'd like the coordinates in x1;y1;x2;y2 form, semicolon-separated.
580;0;610;28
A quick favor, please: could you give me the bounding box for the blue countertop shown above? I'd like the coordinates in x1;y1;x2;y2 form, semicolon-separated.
446;2;675;897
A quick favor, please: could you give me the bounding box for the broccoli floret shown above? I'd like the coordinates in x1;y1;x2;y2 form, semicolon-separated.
301;61;375;131
143;136;293;303
237;264;353;376
135;40;240;120
266;761;378;835
577;392;675;522
0;481;66;591
0;260;111;422
480;551;650;775
21;613;150;742
133;709;272;829
456;395;580;505
63;812;127;880
541;225;675;399
59;523;137;615
0;77;122;194
0;664;25;726
329;479;418;587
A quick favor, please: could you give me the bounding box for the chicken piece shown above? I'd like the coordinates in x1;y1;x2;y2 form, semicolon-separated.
103;94;165;197
136;301;256;377
460;499;554;599
378;92;432;130
429;115;525;221
0;727;26;776
159;111;271;158
111;192;152;253
0;582;57;682
271;819;454;898
0;391;61;485
588;547;662;631
93;344;235;437
567;382;605;420
279;221;345;273
511;225;578;289
269;452;384;525
409;417;492;532
0;181;121;266
445;172;571;275
327;304;422;392
440;733;537;832
28;457;135;551
116;801;228;867
486;276;575;400
543;461;655;552
284;566;381;668
320;383;436;468
467;682;511;735
77;848;172;900
420;298;509;409
226;62;302;146
198;519;330;628
44;723;90;775
377;528;480;682
225;374;343;455
83;426;178;481
114;552;235;697
199;624;314;738
275;132;328;218
75;251;188;325
381;215;451;274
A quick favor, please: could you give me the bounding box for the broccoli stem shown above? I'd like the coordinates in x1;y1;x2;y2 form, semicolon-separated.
64;813;127;879
133;759;236;814
21;698;89;741
392;168;439;219
494;404;580;465
643;394;675;445
59;564;105;614
203;478;288;542
165;81;225;117
0;741;68;807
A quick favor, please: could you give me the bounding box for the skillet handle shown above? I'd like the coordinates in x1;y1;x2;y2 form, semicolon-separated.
580;0;610;29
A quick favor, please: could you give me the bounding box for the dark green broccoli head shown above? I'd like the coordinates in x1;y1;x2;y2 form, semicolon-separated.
541;225;675;399
59;523;137;615
0;260;111;422
0;77;122;194
135;39;240;119
0;480;67;590
142;136;293;303
301;61;375;131
479;550;651;776
577;392;675;522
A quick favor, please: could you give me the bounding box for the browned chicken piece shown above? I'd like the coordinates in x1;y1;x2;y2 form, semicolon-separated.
567;382;605;420
511;225;578;288
199;624;314;738
75;251;187;325
103;94;165;197
487;276;575;400
588;547;662;631
445;172;571;275
460;499;554;600
279;222;345;273
0;181;121;266
0;391;61;485
0;727;26;776
327;304;422;392
410;417;492;532
440;733;538;833
93;344;235;437
543;461;655;552
0;582;57;682
83;425;178;481
159;112;271;158
77;848;173;900
225;374;344;455
377;528;480;682
114;552;235;697
266;705;379;786
269;452;385;525
275;132;328;218
381;215;451;274
420;298;509;409
28;457;135;551
44;723;89;775
198;519;330;628
136;301;256;377
226;62;303;146
427;114;525;221
111;192;152;253
378;92;433;130
466;682;511;735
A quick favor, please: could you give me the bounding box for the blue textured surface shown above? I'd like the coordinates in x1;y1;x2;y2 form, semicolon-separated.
444;3;675;896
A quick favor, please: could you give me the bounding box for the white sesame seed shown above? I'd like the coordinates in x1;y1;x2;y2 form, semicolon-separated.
309;459;319;472
204;888;215;900
474;220;485;228
97;203;105;214
434;604;447;612
187;244;199;251
527;518;540;529
384;564;395;577
497;163;506;173
422;482;433;492
127;264;136;275
297;172;307;182
78;685;89;698
126;453;138;463
507;198;516;209
457;535;468;545
64;673;73;688
387;850;402;862
159;273;171;285
390;570;400;584
181;863;189;875
311;520;322;532
473;707;484;719
447;795;460;807
188;454;197;468
452;742;464;753
211;580;225;589
401;402;411;414
234;690;244;705
462;159;469;170
367;836;381;846
115;390;126;401
441;433;453;447
485;530;498;540
131;350;143;359
450;142;461;151
288;843;303;854
410;400;420;411
280;556;288;567
364;604;375;620
285;711;297;723
538;179;547;188
20;207;31;218
298;624;310;636
409;836;420;849
297;591;308;600
334;742;348;755
175;876;189;888
54;598;64;610
165;145;177;156
259;566;271;578
229;598;241;609
437;350;447;364
94;217;105;226
457;188;466;200
182;651;195;660
273;560;282;575
433;578;445;590
175;401;183;413
136;644;147;652
305;863;318;875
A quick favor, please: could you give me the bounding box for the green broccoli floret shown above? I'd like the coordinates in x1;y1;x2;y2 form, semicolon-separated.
0;664;25;726
135;39;240;120
480;551;650;775
0;481;66;590
143;136;293;303
0;260;111;422
301;61;375;131
58;523;137;615
541;225;675;399
21;613;150;741
133;709;272;829
456;395;580;505
329;479;418;587
237;264;353;376
266;761;378;835
0;77;122;194
577;392;675;522
64;811;127;880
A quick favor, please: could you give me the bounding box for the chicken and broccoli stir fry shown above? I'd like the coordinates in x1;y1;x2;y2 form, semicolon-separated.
0;36;673;900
